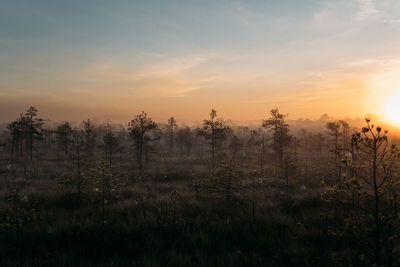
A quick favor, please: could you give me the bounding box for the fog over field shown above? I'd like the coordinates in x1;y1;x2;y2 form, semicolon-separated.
2;0;400;266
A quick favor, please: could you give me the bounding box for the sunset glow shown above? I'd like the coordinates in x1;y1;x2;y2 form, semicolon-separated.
384;91;400;124
1;1;400;123
3;2;400;265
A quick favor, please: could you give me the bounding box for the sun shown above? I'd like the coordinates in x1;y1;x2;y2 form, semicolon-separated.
384;91;400;123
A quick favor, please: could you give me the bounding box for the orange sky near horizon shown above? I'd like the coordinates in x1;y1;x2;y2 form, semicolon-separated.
1;61;395;124
2;1;400;124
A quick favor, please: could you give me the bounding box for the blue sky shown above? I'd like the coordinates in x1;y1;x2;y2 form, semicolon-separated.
1;0;400;122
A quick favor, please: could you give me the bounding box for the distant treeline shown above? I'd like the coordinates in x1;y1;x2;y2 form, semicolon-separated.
0;106;400;266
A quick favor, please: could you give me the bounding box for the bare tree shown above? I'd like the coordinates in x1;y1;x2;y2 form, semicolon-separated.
339;120;350;152
102;125;120;166
262;108;292;168
91;160;119;225
72;131;85;204
82;119;96;159
166;116;177;152
7;107;44;179
198;109;231;167
128;111;157;170
262;108;294;192
323;119;400;265
7;107;44;161
7;116;24;159
326;121;341;181
24;106;44;161
56;122;72;155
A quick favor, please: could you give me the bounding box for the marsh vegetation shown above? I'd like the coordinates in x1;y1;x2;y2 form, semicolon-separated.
0;107;400;266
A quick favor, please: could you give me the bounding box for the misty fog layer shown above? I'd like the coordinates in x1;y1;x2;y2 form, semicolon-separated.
1;106;400;266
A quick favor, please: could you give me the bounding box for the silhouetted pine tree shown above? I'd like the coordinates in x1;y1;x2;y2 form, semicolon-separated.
198;109;231;167
128;111;157;170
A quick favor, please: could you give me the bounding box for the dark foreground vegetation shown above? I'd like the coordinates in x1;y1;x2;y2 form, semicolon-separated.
1;106;400;266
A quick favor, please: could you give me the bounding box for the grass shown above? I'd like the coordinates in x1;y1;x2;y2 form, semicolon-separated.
0;153;360;266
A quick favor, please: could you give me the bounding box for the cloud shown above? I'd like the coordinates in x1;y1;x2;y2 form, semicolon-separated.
354;0;400;24
77;54;211;97
355;0;380;21
312;0;399;27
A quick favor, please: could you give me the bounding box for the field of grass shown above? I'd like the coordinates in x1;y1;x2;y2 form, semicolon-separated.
0;154;351;267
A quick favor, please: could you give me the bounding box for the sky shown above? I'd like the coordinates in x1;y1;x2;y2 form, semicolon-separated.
1;0;400;123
